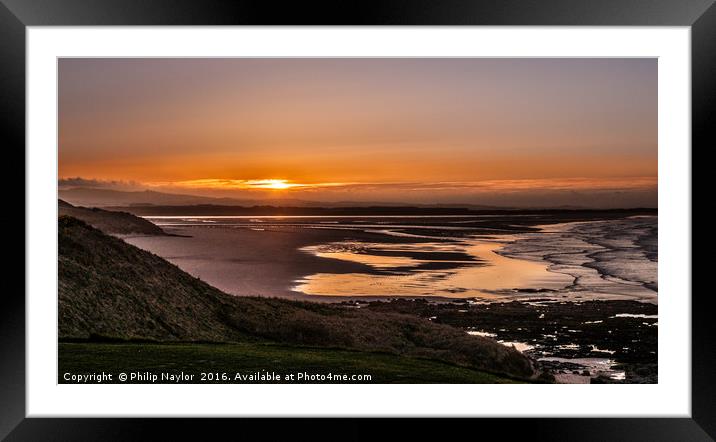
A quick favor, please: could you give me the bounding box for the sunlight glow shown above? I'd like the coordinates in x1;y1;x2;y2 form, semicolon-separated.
145;178;348;191
249;179;297;190
143;177;657;193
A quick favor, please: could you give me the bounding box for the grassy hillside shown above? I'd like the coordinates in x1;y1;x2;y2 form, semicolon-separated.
59;215;539;381
59;199;166;235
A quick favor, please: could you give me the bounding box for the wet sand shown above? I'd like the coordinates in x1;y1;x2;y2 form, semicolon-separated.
294;240;572;299
125;225;427;300
125;215;657;303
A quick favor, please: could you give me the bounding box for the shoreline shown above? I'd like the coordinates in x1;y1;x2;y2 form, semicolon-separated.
126;215;657;304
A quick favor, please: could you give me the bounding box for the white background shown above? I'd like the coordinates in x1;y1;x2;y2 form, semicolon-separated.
27;27;691;417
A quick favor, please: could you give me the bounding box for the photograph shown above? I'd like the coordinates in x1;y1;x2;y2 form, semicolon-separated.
57;57;658;385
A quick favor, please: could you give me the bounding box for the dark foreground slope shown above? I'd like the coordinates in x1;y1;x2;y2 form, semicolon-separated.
58;216;537;380
59;199;166;235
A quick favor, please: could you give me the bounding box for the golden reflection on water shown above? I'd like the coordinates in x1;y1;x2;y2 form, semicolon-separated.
312;249;419;269
294;238;573;298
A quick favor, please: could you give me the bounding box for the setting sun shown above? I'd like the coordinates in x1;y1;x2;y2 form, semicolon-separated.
142;178;312;191
254;179;294;190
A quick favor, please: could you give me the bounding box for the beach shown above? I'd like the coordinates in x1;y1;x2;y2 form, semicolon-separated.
125;213;657;304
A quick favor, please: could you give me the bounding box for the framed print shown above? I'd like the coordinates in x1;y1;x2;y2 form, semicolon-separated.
3;0;713;439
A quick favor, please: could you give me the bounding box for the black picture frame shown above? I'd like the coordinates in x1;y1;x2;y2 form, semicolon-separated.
2;0;712;440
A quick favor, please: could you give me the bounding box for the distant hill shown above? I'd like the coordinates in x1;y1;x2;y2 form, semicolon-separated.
58;186;509;210
58;200;166;235
59;187;269;208
58;216;536;378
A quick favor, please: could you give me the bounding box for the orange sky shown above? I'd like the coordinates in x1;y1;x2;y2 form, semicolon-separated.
58;58;657;207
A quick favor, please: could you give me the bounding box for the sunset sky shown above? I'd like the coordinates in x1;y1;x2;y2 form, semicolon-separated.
58;58;657;208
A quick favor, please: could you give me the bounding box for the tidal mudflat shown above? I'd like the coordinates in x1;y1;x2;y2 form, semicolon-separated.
127;212;657;303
